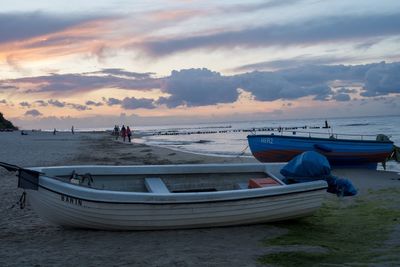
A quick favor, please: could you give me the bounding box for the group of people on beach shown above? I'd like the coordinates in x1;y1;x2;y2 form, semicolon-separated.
113;125;132;142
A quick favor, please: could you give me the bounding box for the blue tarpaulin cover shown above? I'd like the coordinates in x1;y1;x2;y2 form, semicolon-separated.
280;151;357;196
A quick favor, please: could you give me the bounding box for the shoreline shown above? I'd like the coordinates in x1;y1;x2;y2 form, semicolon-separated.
0;131;399;266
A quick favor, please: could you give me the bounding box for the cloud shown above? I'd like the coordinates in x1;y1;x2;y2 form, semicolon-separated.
68;103;91;111
104;97;122;106
8;71;161;95
139;13;400;56
24;109;42;117
5;62;400;113
157;63;400;106
19;101;31;108
157;68;238;107
86;100;103;106
48;99;90;111
337;87;357;94
0;99;7;104
102;96;155;109
361;62;400;96
48;99;65;107
34;100;48;107
234;55;354;72
0;84;18;90
90;69;155;79
0;11;103;44
219;0;304;13
332;93;351;102
121;97;156;109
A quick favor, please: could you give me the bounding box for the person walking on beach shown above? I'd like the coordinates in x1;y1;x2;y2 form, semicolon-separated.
53;128;56;135
71;125;74;134
121;125;127;142
127;126;132;142
114;125;120;140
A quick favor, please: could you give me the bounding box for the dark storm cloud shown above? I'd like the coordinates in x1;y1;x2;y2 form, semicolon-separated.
140;13;400;56
0;11;102;43
121;97;156;109
24;109;42;117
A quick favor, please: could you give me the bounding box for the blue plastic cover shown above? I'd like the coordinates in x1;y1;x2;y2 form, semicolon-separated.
280;151;331;178
326;176;357;196
280;151;357;196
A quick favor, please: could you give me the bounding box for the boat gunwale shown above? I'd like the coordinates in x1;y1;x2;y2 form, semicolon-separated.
25;163;328;205
247;134;394;144
33;179;328;205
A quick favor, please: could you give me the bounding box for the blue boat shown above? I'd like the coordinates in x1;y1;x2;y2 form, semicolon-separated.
247;134;394;166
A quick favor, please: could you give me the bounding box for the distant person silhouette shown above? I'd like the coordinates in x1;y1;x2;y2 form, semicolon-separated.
121;125;127;142
127;126;132;142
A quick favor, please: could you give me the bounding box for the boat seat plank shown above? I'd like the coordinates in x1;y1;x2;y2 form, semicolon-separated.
145;178;170;194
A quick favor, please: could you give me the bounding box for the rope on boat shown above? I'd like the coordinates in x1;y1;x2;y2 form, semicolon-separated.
8;191;26;210
236;144;249;158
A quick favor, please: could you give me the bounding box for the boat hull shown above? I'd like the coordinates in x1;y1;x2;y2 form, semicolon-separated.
24;164;327;230
247;135;394;166
27;185;325;230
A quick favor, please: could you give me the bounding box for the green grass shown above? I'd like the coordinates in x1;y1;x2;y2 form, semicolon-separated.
259;190;400;267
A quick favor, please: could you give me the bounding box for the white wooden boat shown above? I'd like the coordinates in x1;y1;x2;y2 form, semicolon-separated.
1;162;327;230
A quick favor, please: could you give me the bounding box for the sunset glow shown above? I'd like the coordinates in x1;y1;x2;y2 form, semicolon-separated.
0;0;399;129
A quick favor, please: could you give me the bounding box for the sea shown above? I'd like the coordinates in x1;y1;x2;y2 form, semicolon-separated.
133;115;400;173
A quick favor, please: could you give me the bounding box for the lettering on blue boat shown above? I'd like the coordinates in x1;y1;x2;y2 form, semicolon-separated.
261;138;274;144
60;194;82;206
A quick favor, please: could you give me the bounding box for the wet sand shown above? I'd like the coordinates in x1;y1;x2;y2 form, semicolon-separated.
0;131;399;266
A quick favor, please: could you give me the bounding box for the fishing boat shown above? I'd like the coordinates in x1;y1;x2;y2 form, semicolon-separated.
0;162;327;230
247;133;394;166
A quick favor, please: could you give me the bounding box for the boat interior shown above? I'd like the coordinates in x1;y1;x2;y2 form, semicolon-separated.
40;164;286;193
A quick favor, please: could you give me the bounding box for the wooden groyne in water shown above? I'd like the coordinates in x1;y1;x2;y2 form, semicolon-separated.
151;125;330;136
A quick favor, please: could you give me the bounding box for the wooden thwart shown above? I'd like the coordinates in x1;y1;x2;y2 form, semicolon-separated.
145;178;170;194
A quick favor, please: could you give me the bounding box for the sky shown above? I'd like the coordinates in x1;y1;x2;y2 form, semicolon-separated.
0;0;400;129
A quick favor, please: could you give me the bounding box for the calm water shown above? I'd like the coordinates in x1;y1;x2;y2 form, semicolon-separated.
134;115;400;172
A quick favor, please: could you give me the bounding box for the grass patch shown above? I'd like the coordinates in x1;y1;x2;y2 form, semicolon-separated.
260;190;400;267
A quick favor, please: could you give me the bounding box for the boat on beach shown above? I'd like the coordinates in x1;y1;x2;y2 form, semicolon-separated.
0;162;327;230
247;133;394;166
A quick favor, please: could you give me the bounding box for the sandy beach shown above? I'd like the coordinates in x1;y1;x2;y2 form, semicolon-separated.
1;131;399;266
